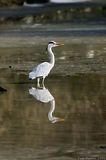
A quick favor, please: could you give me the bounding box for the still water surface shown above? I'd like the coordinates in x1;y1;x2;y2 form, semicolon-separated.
0;74;106;160
0;39;106;159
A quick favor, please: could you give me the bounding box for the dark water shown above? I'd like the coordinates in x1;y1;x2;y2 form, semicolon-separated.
0;38;106;159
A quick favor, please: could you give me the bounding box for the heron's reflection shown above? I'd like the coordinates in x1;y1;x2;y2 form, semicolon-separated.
29;87;64;123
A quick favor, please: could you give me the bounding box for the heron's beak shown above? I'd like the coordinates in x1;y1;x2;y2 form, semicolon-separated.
58;118;65;122
56;43;64;46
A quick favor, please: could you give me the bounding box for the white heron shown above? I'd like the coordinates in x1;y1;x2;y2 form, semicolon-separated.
29;87;64;123
29;41;64;87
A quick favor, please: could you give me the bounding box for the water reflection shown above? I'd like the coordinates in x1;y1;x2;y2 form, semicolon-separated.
29;86;64;123
86;50;95;58
0;73;106;159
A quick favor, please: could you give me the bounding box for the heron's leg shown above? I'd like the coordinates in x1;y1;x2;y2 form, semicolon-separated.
37;78;40;88
42;78;45;84
42;78;45;88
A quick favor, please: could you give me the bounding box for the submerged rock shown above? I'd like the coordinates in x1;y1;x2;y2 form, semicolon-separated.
0;87;7;92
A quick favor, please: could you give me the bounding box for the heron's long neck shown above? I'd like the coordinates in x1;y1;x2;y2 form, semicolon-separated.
48;46;55;65
48;99;55;121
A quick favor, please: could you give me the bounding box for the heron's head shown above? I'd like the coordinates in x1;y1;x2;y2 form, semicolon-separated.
48;41;64;48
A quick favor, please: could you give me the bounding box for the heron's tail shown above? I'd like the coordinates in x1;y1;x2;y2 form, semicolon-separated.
29;71;36;80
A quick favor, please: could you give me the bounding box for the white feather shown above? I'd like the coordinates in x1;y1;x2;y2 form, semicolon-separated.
29;62;53;79
29;41;57;80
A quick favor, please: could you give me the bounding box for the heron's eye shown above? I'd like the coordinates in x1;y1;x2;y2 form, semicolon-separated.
48;41;56;45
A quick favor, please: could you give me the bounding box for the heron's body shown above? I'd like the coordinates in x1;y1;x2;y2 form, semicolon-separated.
29;62;53;80
29;41;63;86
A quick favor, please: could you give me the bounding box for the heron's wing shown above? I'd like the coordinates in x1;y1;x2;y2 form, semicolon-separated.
32;62;52;78
33;62;50;70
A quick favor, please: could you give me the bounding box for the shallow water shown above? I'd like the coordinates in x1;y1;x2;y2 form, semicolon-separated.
0;37;106;159
0;74;106;160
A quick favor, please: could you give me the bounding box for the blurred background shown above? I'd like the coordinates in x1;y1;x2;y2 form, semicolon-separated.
0;0;106;25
